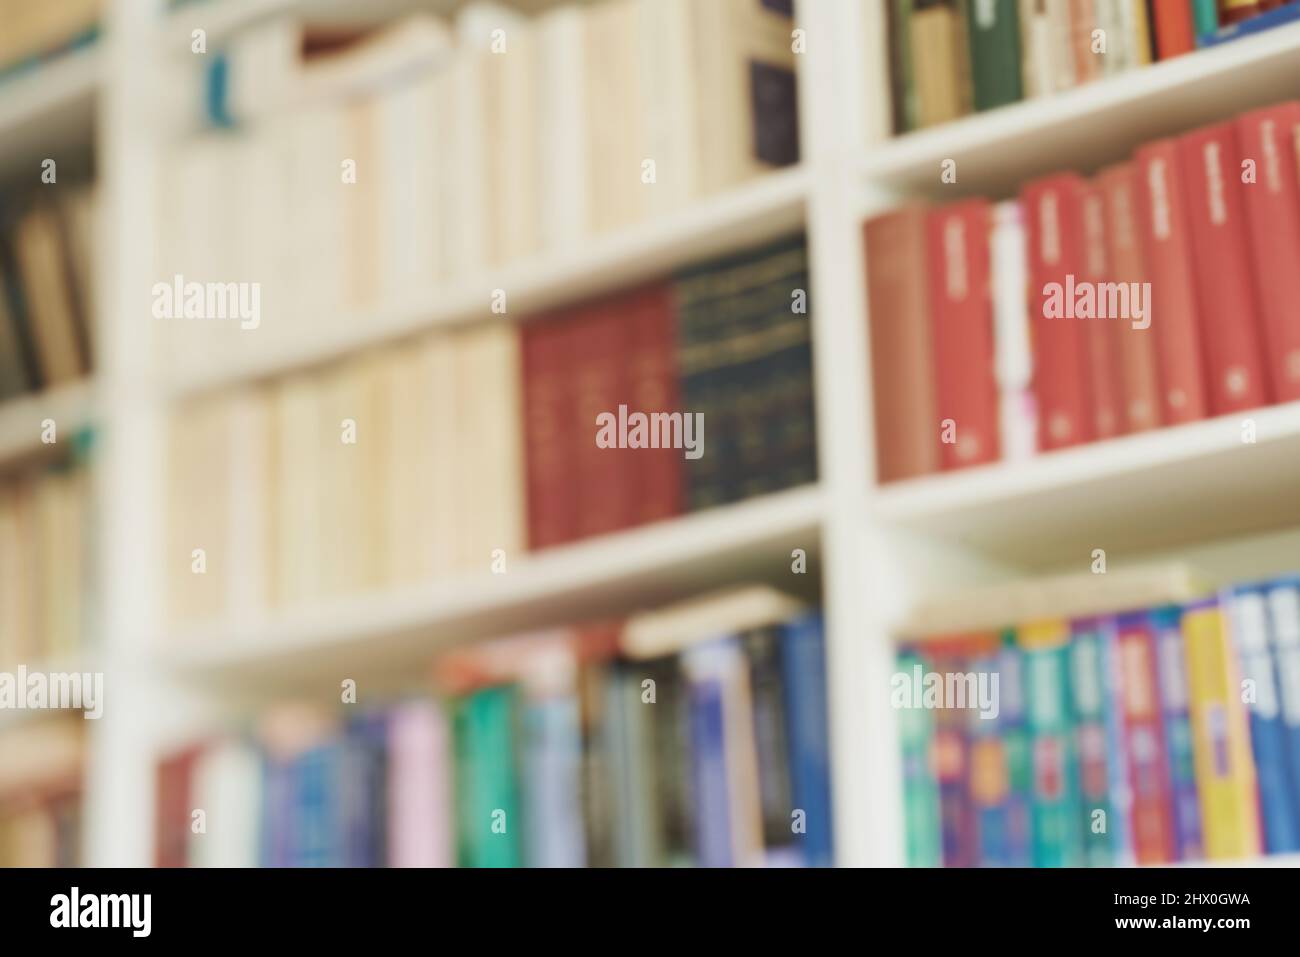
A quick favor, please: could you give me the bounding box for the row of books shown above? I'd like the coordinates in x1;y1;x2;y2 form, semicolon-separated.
0;717;84;867
0;0;99;79
899;574;1300;866
888;1;1300;134
0;451;93;670
166;236;815;626
866;99;1300;482
155;587;833;868
163;0;798;358
0;188;97;401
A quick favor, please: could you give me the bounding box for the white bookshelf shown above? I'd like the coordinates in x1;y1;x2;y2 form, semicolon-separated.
3;0;1298;868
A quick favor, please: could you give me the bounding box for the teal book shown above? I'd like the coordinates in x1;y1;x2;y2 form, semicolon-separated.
1019;621;1083;867
1191;0;1218;43
1069;618;1120;867
897;647;942;866
966;0;1023;111
453;686;523;868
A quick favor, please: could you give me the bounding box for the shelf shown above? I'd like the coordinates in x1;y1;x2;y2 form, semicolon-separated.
166;165;810;396
0;48;100;182
860;21;1300;199
873;402;1300;568
0;382;95;471
159;484;823;686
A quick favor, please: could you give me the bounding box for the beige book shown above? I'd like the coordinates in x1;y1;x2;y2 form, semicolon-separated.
342;97;382;310
2;803;58;866
55;186;97;368
636;0;698;217
14;205;85;386
492;21;541;263
911;6;965;129
377;69;441;302
0;482;39;666
621;585;806;660
453;324;524;574
380;344;428;586
270;373;324;607
440;50;490;276
33;470;83;662
167;398;231;625
585;0;646;233
536;5;590;249
224;386;273;622
425;334;462;579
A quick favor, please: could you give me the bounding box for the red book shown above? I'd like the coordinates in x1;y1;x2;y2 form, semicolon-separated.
1099;163;1164;434
1237;102;1300;403
925;200;1000;469
1135;140;1209;424
155;744;204;867
626;282;685;526
1151;0;1196;59
522;314;579;549
1079;184;1125;440
1117;614;1177;865
570;296;633;538
1179;122;1272;414
1022;173;1095;451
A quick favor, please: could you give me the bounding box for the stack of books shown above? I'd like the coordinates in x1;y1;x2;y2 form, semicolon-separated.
155;586;834;868
898;569;1300;866
165;235;816;625
0;188;98;402
866;99;1300;482
887;1;1300;133
0;448;94;668
0;717;84;867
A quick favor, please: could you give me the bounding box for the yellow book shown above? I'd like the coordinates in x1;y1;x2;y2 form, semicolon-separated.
1182;600;1261;860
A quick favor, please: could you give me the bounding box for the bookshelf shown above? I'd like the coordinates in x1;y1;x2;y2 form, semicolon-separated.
1;0;1294;868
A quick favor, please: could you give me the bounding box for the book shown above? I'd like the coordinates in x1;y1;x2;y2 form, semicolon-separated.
453;685;523;868
1182;598;1261;859
12;203;88;387
1151;0;1197;57
1151;605;1204;861
386;701;453;868
990;201;1037;461
1134;139;1210;424
744;627;800;866
926;199;1001;469
864;209;940;482
966;0;1024;111
888;0;920;131
1069;618;1122;866
911;1;972;128
626;284;685;527
780;611;834;867
925;634;978;867
1237;102;1300;402
966;632;1017;865
1179;121;1272;414
521;315;578;550
1265;578;1300;836
897;647;943;866
1079;184;1125;440
1115;612;1177;863
1067;0;1102;83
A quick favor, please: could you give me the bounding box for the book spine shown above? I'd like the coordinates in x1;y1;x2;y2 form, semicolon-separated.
1134;140;1210;423
746;627;799;865
911;1;969;128
1151;605;1204;860
1019;620;1084;867
454;686;523;868
1191;0;1221;36
1229;587;1300;853
967;0;1024;110
627;284;685;526
889;0;919;132
1180;122;1272;413
991;201;1037;461
686;667;733;867
865;210;940;481
522;317;578;550
924;637;976;867
1116;612;1178;863
1151;0;1197;57
1079;185;1126;440
781;612;835;867
897;646;943;866
927;199;1001;469
1237;103;1300;403
1182;599;1262;859
1068;0;1102;82
1265;579;1300;836
1022;174;1095;450
1068;619;1118;866
965;633;1013;866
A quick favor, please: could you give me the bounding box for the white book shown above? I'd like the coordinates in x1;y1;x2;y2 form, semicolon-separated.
1229;589;1282;723
493;21;540;262
1095;0;1130;76
991;200;1036;461
636;0;698;218
424;334;461;579
377;69;441;302
1266;581;1300;729
585;0;645;232
271;373;323;606
225;386;272;624
536;5;589;249
1017;0;1055;99
439;51;489;277
387;701;454;868
622;586;806;660
188;738;263;868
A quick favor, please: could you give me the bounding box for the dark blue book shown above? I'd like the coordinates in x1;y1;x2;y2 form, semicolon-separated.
1199;3;1300;47
780;611;834;867
686;665;732;867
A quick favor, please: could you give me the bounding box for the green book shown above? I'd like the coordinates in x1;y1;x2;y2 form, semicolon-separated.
454;686;522;868
1019;621;1083;868
966;0;1023;112
889;0;919;133
897;648;942;867
1191;0;1219;41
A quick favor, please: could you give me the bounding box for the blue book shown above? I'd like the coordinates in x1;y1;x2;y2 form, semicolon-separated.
1229;586;1300;853
1151;606;1203;861
1265;578;1300;839
996;631;1033;867
260;755;293;868
523;689;587;868
779;611;834;867
687;670;732;867
292;744;340;867
340;721;386;868
1199;3;1300;47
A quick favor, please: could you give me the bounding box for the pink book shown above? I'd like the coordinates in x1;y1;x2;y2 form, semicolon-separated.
388;700;453;867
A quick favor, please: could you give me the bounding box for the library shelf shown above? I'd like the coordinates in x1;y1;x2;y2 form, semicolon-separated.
158;483;823;687
0;47;100;181
164;164;811;397
0;382;95;470
872;401;1300;568
859;20;1300;199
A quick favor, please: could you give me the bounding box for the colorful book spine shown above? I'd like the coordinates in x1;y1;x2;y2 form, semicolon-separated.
1115;612;1177;863
1191;0;1220;39
997;628;1035;867
1018;619;1083;867
966;632;1015;866
1151;0;1197;58
1228;586;1300;853
897;646;942;867
780;612;835;867
453;685;523;868
1265;578;1300;833
1182;599;1262;859
990;200;1037;461
926;635;977;867
926;199;1001;469
685;651;734;867
1179;121;1272;414
1237;102;1300;403
1101;616;1136;865
1151;605;1204;861
1068;618;1120;866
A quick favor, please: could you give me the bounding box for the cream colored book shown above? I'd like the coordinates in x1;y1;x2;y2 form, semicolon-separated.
14;205;84;385
224;385;273;622
0;483;38;666
286;106;349;318
33;470;83;662
342;97;381;310
440;50;490;277
167;398;232;626
377;69;441;303
585;0;645;233
188;737;263;868
270;373;324;607
425;334;462;579
636;0;698;217
493;20;541;262
621;585;807;660
380;344;430;586
536;5;589;249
